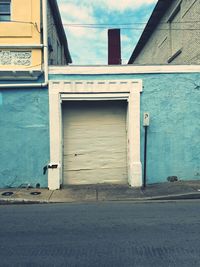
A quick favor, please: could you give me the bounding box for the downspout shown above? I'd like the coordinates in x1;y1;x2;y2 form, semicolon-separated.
41;0;48;87
0;0;48;88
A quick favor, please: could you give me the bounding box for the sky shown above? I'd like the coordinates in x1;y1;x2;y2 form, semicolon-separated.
57;0;158;65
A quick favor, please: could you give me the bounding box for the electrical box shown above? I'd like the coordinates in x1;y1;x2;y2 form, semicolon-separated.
143;112;150;126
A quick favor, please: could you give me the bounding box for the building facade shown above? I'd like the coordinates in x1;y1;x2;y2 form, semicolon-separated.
128;0;200;65
47;65;200;190
0;1;199;190
47;0;71;66
0;0;71;75
0;0;42;72
0;63;200;189
0;0;71;189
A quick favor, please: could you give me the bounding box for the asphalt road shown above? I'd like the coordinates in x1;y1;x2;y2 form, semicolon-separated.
0;201;200;267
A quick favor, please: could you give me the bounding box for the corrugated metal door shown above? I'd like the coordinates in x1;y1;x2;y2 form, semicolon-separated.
62;101;127;185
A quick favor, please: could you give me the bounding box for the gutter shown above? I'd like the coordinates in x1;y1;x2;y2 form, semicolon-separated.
0;44;44;49
0;0;48;88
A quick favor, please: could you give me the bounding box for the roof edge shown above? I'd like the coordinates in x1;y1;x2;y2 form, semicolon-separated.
48;0;72;64
128;0;173;64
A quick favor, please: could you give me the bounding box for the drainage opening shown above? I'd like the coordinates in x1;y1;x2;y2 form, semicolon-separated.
30;192;41;196
2;191;14;196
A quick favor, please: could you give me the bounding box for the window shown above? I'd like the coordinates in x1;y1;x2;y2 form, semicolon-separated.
167;1;182;62
57;40;60;65
0;0;11;21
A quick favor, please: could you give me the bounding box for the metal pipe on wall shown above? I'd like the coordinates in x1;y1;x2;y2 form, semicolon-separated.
143;126;148;188
143;112;150;188
0;45;44;49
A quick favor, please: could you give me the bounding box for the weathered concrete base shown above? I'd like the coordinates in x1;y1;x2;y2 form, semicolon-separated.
1;180;200;204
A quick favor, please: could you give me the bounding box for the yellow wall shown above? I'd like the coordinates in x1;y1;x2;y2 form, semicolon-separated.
0;0;42;70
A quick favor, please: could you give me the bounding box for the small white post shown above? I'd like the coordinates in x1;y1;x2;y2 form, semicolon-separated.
128;88;142;187
48;84;61;190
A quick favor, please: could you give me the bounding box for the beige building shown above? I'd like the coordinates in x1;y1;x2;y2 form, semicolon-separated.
0;0;71;82
128;0;200;65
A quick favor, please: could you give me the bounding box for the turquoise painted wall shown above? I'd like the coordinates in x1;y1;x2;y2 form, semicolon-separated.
0;88;49;188
50;72;200;184
0;72;199;188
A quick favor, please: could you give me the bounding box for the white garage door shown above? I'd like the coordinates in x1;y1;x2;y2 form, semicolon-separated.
62;101;128;185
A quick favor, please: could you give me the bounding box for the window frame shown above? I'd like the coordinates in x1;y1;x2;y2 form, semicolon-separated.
0;0;11;22
167;1;183;62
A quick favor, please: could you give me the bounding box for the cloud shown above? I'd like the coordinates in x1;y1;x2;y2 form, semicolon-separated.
58;2;97;39
94;0;158;11
57;0;158;64
58;2;95;24
66;27;108;65
58;0;107;64
58;0;158;13
60;0;158;11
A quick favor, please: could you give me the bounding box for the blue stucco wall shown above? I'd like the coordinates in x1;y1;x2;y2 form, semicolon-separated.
140;73;200;183
50;72;200;184
0;72;199;188
0;88;49;188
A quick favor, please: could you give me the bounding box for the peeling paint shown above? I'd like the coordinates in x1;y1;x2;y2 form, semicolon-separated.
23;124;47;128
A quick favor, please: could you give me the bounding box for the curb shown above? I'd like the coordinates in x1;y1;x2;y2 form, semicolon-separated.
0;198;49;205
148;192;200;200
1;192;200;204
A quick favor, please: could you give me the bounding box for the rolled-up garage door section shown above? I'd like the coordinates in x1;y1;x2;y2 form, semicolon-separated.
62;100;128;185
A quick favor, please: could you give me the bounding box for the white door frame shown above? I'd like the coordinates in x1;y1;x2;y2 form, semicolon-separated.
48;80;143;190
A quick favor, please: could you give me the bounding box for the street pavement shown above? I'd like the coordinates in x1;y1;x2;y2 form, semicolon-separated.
0;201;200;266
1;180;200;204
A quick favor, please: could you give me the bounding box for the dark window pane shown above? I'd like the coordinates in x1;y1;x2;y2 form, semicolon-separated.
0;4;10;13
0;1;11;21
0;0;11;13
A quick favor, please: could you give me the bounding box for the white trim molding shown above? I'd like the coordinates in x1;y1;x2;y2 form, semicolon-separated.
48;79;143;190
49;64;200;75
0;44;44;49
0;70;42;80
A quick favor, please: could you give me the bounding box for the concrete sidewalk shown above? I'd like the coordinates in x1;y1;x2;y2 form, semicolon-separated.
1;180;200;204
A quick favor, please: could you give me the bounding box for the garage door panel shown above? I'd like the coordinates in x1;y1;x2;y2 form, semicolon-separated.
63;167;127;185
63;125;126;139
62;101;127;185
62;102;126;121
63;147;127;156
63;115;125;124
63;137;127;153
64;152;127;170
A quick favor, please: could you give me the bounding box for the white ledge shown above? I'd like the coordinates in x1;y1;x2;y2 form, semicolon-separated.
49;65;200;75
0;70;43;80
0;44;44;49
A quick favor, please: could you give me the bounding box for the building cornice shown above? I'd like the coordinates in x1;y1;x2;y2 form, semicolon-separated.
49;65;200;75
